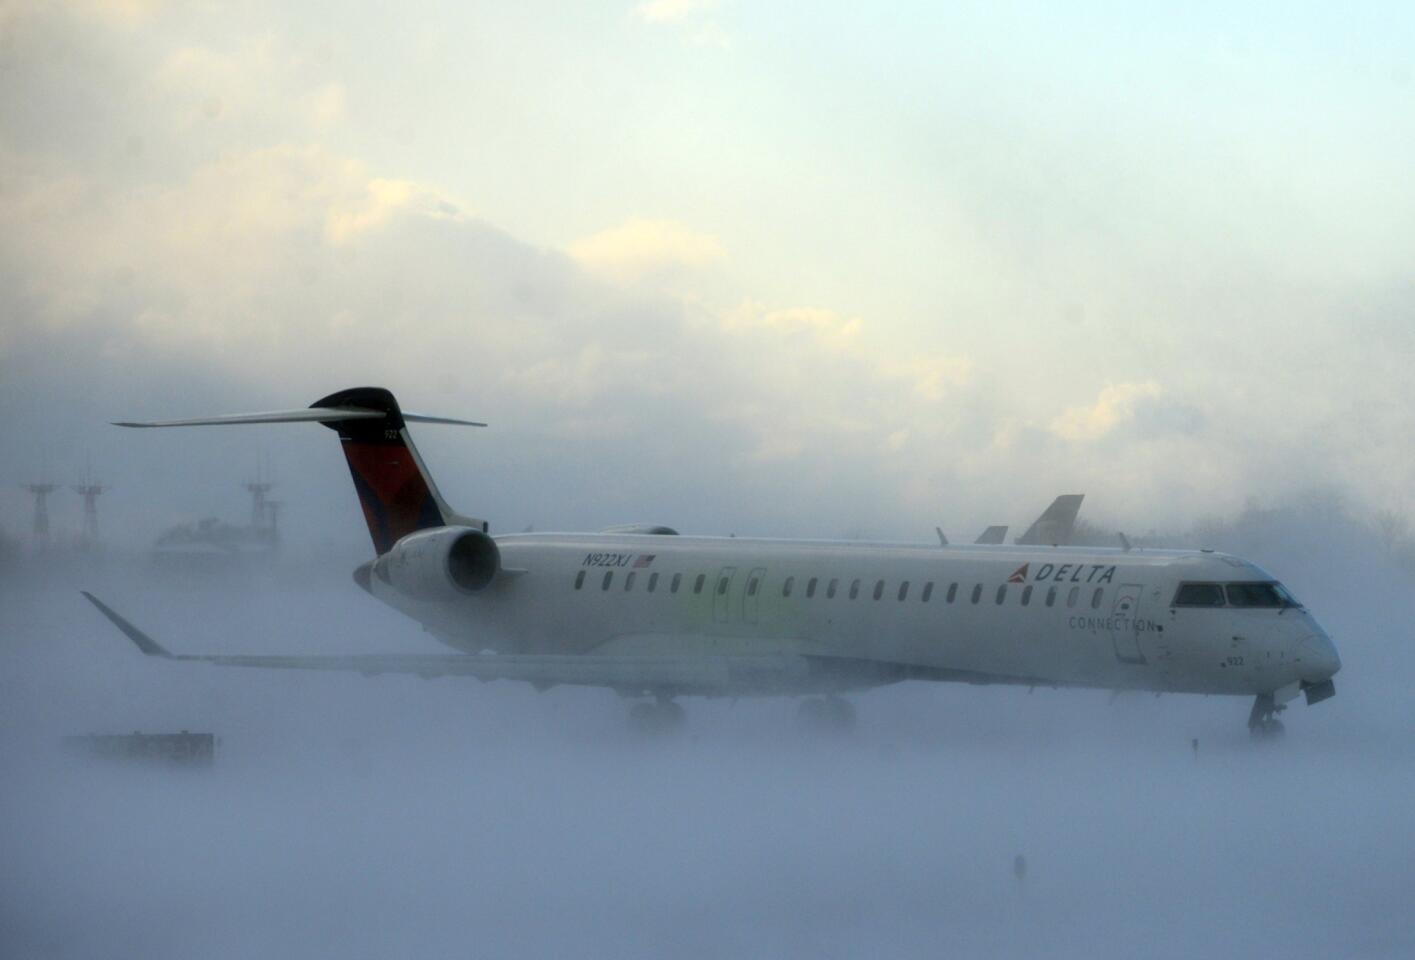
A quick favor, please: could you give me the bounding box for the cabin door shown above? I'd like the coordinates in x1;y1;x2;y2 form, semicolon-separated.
1110;583;1147;664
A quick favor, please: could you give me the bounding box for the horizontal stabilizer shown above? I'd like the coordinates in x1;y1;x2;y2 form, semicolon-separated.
403;412;488;426
114;406;485;428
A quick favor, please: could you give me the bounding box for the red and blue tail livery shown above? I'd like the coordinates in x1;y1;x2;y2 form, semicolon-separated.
312;388;452;555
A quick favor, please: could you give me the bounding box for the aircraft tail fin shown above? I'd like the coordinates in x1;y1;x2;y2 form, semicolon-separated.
975;525;1008;545
1016;494;1084;545
115;386;485;556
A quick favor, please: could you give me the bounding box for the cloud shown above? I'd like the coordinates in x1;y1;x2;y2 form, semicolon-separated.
632;0;731;49
720;303;861;350
1049;382;1164;442
879;355;975;404
325;176;431;245
633;0;717;24
569;219;725;287
303;82;347;129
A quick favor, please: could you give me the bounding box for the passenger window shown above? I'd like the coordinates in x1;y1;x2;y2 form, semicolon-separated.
1091;587;1103;609
1173;582;1225;607
717;576;730;596
898;581;910;601
807;577;818;598
648;572;659;593
671;573;682;593
625;572;635;591
1046;586;1056;607
971;584;982;604
873;580;884;601
694;574;706;594
1021;585;1032;606
1067;586;1079;608
783;576;795;598
947;583;958;603
602;571;614;591
827;578;839;599
748;577;759;597
574;571;586;590
849;579;861;600
995;584;1006;605
922;582;934;602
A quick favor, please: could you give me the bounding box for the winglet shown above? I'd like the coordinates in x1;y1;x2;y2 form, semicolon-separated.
935;526;949;546
81;592;172;657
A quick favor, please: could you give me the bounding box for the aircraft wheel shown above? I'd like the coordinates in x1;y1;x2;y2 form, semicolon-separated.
1247;694;1287;741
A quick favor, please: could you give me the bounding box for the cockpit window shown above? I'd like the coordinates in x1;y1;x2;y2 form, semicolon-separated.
1173;582;1225;607
1174;581;1301;608
1225;582;1299;608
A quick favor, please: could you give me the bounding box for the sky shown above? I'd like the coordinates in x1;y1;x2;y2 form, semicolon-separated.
1;0;1412;549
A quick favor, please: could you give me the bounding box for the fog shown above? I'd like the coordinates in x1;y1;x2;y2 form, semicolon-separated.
3;496;1414;959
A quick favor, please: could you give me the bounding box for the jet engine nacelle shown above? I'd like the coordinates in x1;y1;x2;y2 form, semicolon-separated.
375;526;501;600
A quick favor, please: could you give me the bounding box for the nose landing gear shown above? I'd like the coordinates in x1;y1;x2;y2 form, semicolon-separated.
1248;693;1286;739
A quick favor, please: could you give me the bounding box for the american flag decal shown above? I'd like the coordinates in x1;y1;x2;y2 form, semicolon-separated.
634;554;656;568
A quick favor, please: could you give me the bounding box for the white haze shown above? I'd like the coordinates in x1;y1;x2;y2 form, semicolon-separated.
2;501;1414;959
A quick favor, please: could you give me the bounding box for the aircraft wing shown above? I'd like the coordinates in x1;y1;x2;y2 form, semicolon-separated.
81;592;817;694
1016;494;1085;545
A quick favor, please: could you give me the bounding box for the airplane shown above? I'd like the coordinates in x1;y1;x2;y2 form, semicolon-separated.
85;386;1342;737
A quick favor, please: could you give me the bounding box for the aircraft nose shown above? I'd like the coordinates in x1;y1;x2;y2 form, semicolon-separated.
1299;632;1342;681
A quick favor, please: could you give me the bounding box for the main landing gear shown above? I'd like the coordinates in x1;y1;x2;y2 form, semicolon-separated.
1248;693;1286;740
797;695;856;734
629;697;686;735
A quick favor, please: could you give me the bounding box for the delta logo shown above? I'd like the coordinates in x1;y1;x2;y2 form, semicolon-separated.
1009;561;1117;584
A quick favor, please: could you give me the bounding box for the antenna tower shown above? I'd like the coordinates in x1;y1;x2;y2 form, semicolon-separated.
73;476;107;545
24;483;58;544
243;453;274;530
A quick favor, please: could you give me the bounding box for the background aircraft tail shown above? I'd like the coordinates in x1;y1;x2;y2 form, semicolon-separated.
116;386;486;556
1016;494;1084;546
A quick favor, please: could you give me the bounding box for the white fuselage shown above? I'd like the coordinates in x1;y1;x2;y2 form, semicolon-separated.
365;533;1341;699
